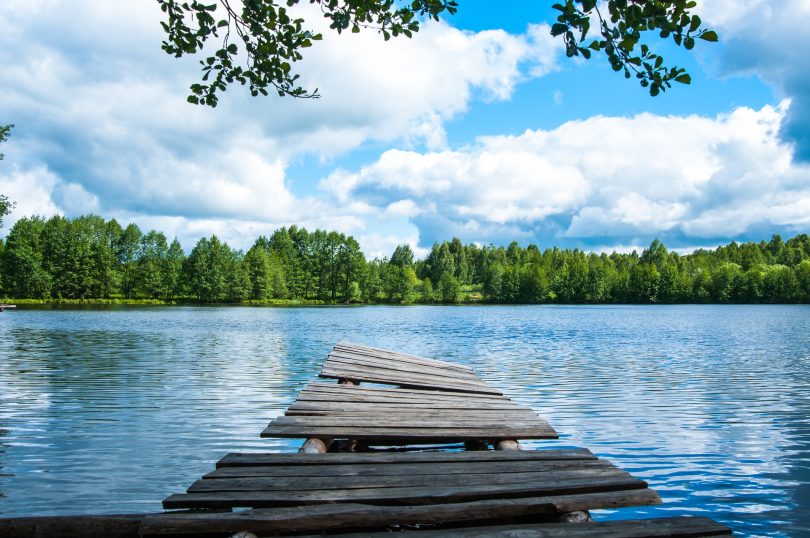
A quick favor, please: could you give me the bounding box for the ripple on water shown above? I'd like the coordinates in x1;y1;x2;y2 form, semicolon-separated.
0;304;808;537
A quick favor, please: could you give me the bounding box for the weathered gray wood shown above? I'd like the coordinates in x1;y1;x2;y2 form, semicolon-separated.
163;475;647;508
287;407;535;417
216;449;597;467
205;459;613;479
319;368;502;395
270;416;551;428
300;517;732;537
261;424;558;440
326;353;482;382
295;391;515;407
141;490;662;535
321;360;500;388
0;514;143;538
288;402;526;414
304;381;510;399
334;342;474;372
188;468;632;493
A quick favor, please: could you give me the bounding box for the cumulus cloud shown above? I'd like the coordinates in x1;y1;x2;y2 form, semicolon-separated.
0;0;561;250
700;0;810;160
322;102;810;248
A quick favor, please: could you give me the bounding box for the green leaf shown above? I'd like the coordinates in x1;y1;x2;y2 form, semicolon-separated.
675;73;692;84
700;30;718;42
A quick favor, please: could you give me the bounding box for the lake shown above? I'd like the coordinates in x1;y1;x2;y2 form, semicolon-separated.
0;304;808;536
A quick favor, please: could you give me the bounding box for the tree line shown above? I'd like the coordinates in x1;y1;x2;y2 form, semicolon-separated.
1;213;809;304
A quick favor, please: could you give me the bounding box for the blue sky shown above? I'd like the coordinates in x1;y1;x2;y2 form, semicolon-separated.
1;0;809;258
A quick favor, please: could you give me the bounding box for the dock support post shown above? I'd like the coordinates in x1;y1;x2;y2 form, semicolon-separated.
298;438;330;454
298;377;359;453
495;439;521;451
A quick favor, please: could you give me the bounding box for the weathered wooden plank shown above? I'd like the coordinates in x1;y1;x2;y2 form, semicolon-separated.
326;353;482;382
294;395;517;409
288;400;523;410
163;475;648;508
261;425;558;440
319;369;503;395
189;468;631;493
301;517;731;538
269;416;551;428
297;388;506;400
204;459;615;479
286;407;534;417
217;449;596;467
304;381;509;398
320;363;494;387
334;343;474;373
318;368;498;392
140;490;662;535
0;514;143;538
297;388;513;405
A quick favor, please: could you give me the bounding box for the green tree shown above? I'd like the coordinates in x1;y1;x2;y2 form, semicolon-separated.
438;271;461;304
1;217;51;298
163;238;185;300
795;260;810;302
137;230;170;299
117;223;143;299
159;1;714;107
244;244;271;300
390;244;414;268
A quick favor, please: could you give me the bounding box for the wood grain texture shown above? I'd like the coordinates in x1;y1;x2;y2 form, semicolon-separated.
216;449;597;467
140;490;662;535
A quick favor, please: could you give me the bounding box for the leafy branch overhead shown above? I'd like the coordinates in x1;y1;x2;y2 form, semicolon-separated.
0;124;15;228
551;0;717;96
157;0;716;107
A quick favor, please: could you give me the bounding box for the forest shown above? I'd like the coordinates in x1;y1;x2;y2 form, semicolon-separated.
1;214;809;304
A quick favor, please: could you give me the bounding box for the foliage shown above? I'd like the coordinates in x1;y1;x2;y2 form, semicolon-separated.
2;212;809;304
0;124;15;229
0;124;11;161
158;0;714;106
551;0;717;96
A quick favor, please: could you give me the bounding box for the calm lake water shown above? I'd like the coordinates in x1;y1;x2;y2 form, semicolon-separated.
0;305;808;536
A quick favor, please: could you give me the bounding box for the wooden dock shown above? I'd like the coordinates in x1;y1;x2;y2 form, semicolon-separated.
0;303;15;312
0;342;732;536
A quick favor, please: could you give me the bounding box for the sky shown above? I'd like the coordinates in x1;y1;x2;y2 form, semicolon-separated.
1;0;809;258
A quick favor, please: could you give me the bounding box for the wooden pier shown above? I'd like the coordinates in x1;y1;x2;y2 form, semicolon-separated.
0;342;732;536
0;303;15;312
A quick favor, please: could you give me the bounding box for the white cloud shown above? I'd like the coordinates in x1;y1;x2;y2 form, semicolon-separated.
700;0;810;159
322;102;810;246
0;0;562;250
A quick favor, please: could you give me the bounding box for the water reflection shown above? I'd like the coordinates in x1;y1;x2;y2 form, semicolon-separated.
0;305;808;536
